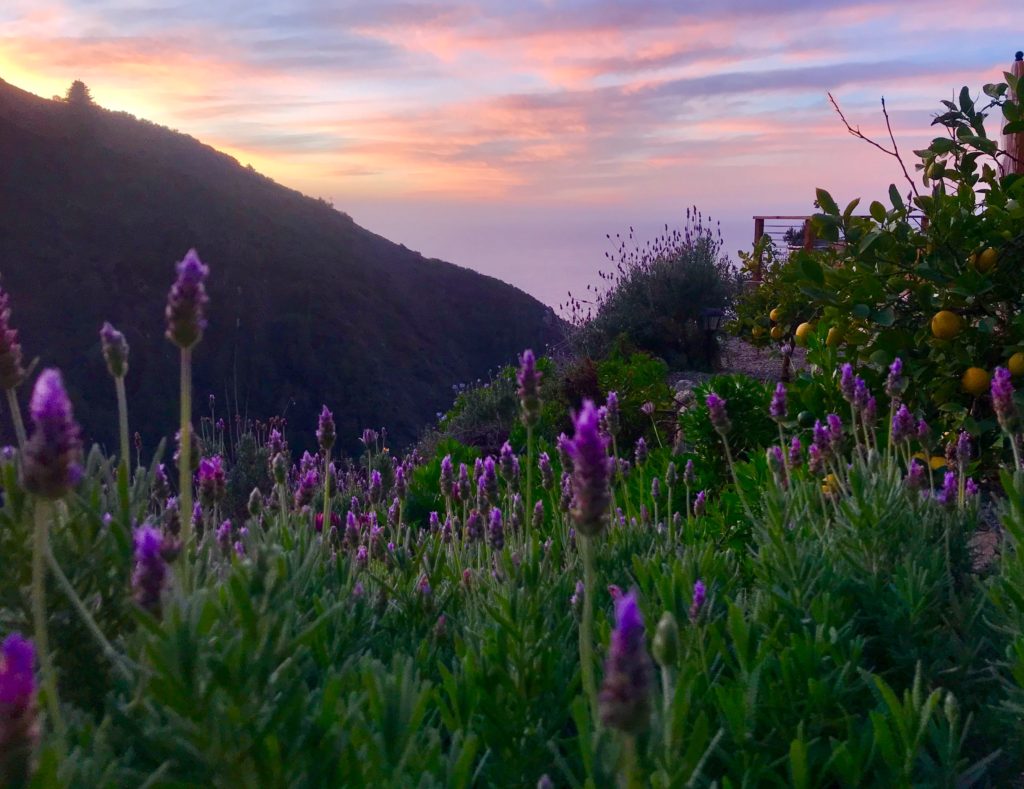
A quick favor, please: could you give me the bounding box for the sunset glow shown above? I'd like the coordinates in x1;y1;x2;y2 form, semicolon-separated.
1;0;1019;304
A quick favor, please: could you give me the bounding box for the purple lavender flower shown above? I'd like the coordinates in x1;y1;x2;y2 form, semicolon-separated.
705;392;731;435
839;363;856;404
0;633;35;711
0;632;37;786
465;509;483;542
853;377;871;412
360;428;379;452
538;452;554;491
769;381;787;421
316;405;336;452
556;432;574;472
394;466;408;501
355;545;368;567
598;589;651;734
956;431;972;467
689;579;706;623
428;511;441;533
634;437;648;467
0;289;27;390
216;519;232;554
196;455;226;508
99;322;129;378
488;507;504;550
693;490;707;517
640;401;655;417
21;369;83;499
532;499;544;529
916;419;932;447
808;443;825;475
567;400;611;537
439;455;454;498
992;367;1018;432
864;396;877;426
666;462;677;487
812;420;831;454
294;469;319;508
789;436;802;467
456;462;471;501
683;459;695;486
499;441;518;486
826;413;843;445
570;580;585;611
905;459;926;492
368;469;383;504
482;457;499;504
152;463;170;502
517;349;542;426
938;471;958;508
767;446;785;475
165;248;209;349
267;428;286;457
559;471;573;512
132;525;167;615
891;405;916;444
651;477;660;499
966;477;980;497
886;357;906;399
605;391;620;437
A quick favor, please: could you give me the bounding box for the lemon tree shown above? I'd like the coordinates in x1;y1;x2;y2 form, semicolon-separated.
778;74;1024;443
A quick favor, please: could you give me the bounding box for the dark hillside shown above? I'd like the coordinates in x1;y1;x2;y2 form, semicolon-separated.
0;78;562;453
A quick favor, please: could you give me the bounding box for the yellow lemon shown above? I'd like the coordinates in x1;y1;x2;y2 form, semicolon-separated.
769;307;781;322
962;367;990;397
929;456;946;470
752;326;765;339
795;322;814;345
975;247;998;273
1009;352;1024;377
931;310;963;340
826;327;842;347
770;325;784;340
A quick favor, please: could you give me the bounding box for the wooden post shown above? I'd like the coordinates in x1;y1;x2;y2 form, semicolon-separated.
802;219;816;251
753;217;765;283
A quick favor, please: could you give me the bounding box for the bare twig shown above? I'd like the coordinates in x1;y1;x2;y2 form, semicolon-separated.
828;92;919;200
880;97;920;199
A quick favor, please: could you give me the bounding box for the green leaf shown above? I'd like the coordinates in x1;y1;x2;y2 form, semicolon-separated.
888;184;904;210
871;307;895;327
799;256;825;286
869;201;887;222
815;188;839;215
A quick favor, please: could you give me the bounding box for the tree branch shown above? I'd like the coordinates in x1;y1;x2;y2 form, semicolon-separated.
828;92;920;201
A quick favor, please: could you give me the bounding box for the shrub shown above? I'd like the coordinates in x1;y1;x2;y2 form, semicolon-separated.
765;74;1024;462
568;208;741;369
678;374;776;487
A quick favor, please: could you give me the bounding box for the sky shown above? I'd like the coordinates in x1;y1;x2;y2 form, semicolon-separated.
1;1;1020;309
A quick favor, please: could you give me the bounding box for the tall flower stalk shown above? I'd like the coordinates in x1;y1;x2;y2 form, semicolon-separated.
21;369;83;751
567;399;611;724
317;405;336;543
165;249;209;574
518;349;541;555
100;322;131;471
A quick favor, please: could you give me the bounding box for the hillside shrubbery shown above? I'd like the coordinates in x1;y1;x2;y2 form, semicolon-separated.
567;208;740;370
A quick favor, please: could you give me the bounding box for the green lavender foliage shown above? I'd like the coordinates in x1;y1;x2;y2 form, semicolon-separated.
3;410;1021;785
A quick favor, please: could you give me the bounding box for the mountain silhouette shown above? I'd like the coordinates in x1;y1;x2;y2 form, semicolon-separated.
0;78;562;455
